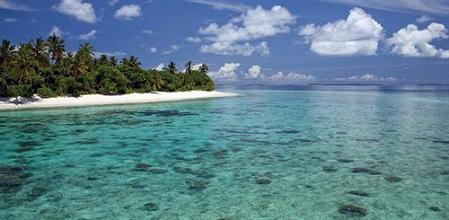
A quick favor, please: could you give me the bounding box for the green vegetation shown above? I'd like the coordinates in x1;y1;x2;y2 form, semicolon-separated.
0;35;214;98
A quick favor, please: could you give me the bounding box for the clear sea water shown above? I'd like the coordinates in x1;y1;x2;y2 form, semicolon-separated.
1;86;448;219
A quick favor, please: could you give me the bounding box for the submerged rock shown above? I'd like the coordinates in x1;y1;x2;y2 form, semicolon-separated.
212;149;228;159
322;166;338;173
148;168;167;174
0;175;26;187
140;202;159;212
193;169;215;179
337;158;354;163
338;204;368;216
28;184;47;200
352;167;382;175
429;206;441;212
0;165;31;192
255;177;272;185
0;165;26;175
173;166;193;174
384;176;402;183
440;170;449;175
347;190;369;197
193;148;209;154
186;179;209;191
134;163;152;171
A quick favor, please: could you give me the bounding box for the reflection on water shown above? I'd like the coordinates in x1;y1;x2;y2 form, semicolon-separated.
0;89;448;219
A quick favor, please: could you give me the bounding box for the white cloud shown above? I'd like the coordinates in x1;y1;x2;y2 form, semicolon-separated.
299;7;383;56
208;63;240;80
162;44;179;54
182;63;203;73
323;0;449;15
198;5;295;56
192;63;203;71
183;0;251;12
54;0;97;24
200;41;269;56
416;15;432;23
155;63;164;71
3;18;18;22
386;23;449;59
78;30;96;40
115;4;141;20
269;72;315;83
48;26;66;37
93;51;126;58
186;36;202;43
245;65;264;79
0;0;35;11
108;0;119;6
149;47;157;53
334;74;397;82
142;29;153;35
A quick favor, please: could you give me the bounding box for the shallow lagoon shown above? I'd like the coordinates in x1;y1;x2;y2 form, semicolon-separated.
0;89;448;219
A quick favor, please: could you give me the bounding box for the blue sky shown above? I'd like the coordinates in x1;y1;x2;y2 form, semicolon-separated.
1;0;449;84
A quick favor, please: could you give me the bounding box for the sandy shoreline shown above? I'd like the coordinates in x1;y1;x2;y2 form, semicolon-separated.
0;91;239;111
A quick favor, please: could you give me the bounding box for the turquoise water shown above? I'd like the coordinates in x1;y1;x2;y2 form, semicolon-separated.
0;89;448;219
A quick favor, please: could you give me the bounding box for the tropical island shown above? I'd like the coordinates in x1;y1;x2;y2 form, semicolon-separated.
0;35;236;110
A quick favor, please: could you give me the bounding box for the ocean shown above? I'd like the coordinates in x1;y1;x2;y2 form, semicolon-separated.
1;86;448;219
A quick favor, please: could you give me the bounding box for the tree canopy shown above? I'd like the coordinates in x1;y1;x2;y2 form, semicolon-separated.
0;36;214;98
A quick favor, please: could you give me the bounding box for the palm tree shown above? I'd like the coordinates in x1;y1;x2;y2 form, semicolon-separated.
77;43;94;64
71;43;93;77
199;64;208;74
70;56;88;77
31;37;49;68
46;34;65;64
149;72;164;91
97;54;109;66
10;44;37;85
185;60;193;73
109;56;117;66
0;39;15;67
128;55;141;69
165;61;177;74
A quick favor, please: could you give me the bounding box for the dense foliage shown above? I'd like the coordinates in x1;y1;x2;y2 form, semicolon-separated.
0;35;214;98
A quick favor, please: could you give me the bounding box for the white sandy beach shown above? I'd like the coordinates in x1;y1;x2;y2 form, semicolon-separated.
0;91;239;111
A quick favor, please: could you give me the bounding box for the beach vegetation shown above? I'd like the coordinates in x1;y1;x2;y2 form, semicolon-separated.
0;36;215;98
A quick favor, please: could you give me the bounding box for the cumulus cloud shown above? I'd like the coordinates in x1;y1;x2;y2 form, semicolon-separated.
186;36;202;43
416;15;432;23
245;65;264;79
3;18;18;22
269;72;314;83
208;63;240;80
0;0;35;11
386;23;449;59
198;5;295;56
108;0;119;6
162;44;179;54
78;30;96;40
142;29;153;35
200;41;269;56
54;0;97;23
334;74;397;82
48;26;66;37
299;7;383;56
93;51;126;58
192;63;203;71
149;47;157;53
182;63;203;73
115;4;141;20
154;63;164;71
